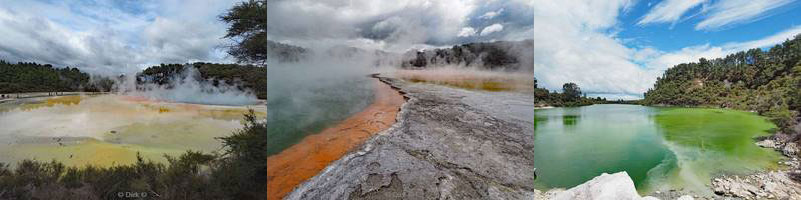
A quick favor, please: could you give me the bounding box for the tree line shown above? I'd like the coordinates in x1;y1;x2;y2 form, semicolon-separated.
0;60;267;100
643;34;801;135
0;60;114;94
402;40;534;71
534;78;606;107
138;62;267;99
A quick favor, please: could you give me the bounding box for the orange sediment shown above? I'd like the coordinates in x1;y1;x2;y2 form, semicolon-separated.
266;78;405;200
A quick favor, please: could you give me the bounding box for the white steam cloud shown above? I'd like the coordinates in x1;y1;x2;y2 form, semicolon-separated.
117;65;260;106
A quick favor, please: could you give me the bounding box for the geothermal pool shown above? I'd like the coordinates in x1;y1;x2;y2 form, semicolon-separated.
266;71;374;156
0;94;265;167
533;104;784;194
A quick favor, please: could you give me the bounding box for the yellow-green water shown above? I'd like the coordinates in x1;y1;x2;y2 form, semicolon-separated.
534;104;784;194
0;95;265;167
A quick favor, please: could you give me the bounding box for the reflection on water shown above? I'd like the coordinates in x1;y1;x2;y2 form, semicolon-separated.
562;115;578;126
533;104;782;194
0;94;266;167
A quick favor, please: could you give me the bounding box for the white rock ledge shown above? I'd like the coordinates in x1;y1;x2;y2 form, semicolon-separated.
550;172;660;200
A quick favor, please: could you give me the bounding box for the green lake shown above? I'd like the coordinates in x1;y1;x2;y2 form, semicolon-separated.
533;104;785;194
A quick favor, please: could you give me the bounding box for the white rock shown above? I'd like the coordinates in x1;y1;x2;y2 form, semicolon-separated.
755;139;776;148
677;195;694;200
783;142;799;156
553;172;656;200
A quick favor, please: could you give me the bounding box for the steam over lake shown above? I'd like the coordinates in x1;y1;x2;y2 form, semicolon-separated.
266;64;374;156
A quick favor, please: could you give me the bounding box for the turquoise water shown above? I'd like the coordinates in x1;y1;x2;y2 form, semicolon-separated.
266;68;374;156
534;104;784;194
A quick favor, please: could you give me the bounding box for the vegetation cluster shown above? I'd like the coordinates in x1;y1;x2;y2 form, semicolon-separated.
401;40;534;71
138;63;267;99
534;78;606;107
0;61;114;94
643;34;801;137
220;0;266;65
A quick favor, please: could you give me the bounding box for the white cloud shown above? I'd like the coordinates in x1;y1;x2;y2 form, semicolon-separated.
534;0;801;99
268;0;479;50
696;0;795;30
645;25;801;72
637;0;706;25
534;0;654;97
724;25;801;49
267;0;532;51
457;27;477;37
480;23;504;36
479;8;504;19
0;0;239;75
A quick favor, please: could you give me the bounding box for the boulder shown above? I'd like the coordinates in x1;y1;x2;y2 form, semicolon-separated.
783;142;799;157
711;171;801;200
553;172;658;200
755;139;776;148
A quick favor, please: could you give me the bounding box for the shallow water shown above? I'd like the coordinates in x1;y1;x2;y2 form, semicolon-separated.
0;95;265;167
533;104;783;194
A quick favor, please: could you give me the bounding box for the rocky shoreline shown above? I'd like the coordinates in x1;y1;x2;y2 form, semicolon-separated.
531;109;801;200
708;132;801;200
632;131;801;200
285;75;536;199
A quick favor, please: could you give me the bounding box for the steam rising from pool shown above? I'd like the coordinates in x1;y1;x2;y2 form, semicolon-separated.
118;65;261;106
0;64;266;167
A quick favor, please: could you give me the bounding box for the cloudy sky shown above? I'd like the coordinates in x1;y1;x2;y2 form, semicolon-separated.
0;0;243;75
535;0;801;100
266;0;533;52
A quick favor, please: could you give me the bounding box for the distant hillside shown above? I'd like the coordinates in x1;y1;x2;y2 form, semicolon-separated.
644;34;801;135
267;41;395;66
0;60;113;93
400;40;533;71
267;40;535;71
267;40;308;62
138;63;267;99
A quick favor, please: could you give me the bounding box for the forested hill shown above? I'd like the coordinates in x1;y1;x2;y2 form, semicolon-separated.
0;60;113;93
138;62;267;99
643;34;801;134
401;40;534;71
267;40;308;62
0;61;267;99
